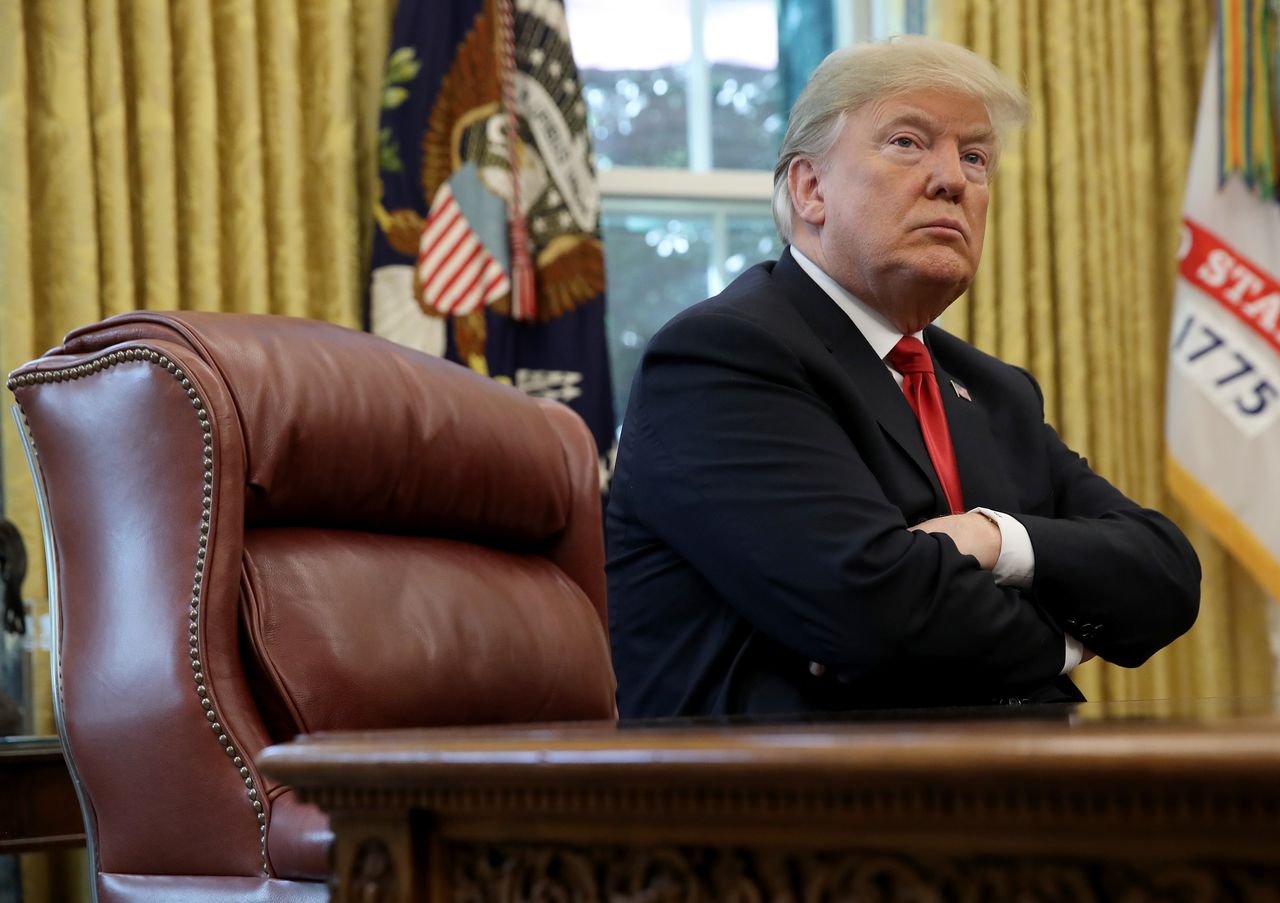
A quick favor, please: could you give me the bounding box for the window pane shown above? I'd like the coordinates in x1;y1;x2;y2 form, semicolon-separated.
602;201;779;425
566;0;692;168
706;0;784;170
724;214;784;282
602;207;713;422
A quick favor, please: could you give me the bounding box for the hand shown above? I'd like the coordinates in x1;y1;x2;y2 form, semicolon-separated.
909;512;1001;570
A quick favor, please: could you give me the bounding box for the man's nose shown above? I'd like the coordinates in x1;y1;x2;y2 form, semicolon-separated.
926;148;967;200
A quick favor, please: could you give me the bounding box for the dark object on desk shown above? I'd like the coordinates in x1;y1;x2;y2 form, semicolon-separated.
7;312;616;902
0;517;25;737
0;517;25;636
618;699;1079;730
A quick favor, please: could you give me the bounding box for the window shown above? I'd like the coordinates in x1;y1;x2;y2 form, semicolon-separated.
570;0;786;172
601;199;783;418
564;0;926;424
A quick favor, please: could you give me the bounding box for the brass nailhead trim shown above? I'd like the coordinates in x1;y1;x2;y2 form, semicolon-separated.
8;347;271;875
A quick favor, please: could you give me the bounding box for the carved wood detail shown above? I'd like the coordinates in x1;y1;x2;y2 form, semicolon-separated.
448;844;1280;903
350;836;400;903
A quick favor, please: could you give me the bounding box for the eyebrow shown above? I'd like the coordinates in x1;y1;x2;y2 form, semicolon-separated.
879;109;996;147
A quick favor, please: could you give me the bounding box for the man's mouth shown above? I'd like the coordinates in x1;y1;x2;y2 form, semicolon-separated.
918;219;967;240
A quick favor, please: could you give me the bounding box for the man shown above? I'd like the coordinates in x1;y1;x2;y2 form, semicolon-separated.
605;36;1200;717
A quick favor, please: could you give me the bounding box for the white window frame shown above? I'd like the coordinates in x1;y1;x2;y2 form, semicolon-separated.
593;0;885;297
593;0;902;209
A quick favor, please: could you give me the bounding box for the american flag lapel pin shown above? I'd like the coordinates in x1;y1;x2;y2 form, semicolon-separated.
951;380;972;402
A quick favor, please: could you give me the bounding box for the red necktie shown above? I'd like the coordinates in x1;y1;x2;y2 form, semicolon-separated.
886;336;965;514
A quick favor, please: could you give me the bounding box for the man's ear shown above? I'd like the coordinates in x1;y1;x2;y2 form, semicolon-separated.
788;157;825;226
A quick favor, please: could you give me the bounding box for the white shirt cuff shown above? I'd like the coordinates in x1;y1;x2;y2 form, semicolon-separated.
1062;633;1085;675
971;507;1034;588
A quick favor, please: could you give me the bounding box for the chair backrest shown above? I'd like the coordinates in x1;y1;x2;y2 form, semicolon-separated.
8;311;616;902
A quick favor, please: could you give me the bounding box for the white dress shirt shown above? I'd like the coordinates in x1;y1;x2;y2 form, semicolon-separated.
790;248;1083;675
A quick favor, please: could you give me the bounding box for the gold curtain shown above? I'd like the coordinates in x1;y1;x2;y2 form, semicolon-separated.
0;1;396;898
939;0;1276;702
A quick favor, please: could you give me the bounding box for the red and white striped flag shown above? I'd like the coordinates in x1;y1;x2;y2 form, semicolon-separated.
417;183;511;316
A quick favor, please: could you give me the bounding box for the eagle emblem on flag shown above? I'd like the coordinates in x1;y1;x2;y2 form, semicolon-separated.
375;0;604;347
369;0;616;489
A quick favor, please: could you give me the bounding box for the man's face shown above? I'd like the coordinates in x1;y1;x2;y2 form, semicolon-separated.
791;89;995;332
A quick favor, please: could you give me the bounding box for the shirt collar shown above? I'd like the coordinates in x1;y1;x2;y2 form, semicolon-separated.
788;246;923;360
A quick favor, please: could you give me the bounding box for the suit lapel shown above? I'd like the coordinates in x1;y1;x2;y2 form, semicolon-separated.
772;253;1022;514
927;330;1020;512
829;325;948;507
772;251;946;508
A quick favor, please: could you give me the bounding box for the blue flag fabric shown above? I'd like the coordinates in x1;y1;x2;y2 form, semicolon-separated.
369;0;615;483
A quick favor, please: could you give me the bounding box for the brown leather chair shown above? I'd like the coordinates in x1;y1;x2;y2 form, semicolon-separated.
7;312;617;902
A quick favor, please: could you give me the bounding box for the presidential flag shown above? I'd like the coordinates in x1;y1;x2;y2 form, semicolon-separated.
1165;0;1280;599
369;0;615;485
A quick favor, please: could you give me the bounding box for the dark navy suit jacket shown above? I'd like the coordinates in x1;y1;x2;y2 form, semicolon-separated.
606;249;1200;717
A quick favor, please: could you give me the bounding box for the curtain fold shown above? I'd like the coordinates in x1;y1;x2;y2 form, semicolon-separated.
1;2;395;896
940;0;1276;702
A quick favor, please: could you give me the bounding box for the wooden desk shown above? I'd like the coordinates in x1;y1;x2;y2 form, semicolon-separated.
260;698;1280;902
0;736;84;853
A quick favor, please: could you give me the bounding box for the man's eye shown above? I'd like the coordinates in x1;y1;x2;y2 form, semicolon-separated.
963;152;986;166
891;136;916;148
